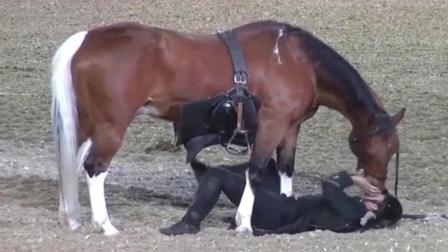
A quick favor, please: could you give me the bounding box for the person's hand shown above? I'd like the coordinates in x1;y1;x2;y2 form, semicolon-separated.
351;172;381;196
362;193;384;202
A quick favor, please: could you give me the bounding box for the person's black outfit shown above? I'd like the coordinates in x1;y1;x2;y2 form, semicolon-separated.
160;159;399;236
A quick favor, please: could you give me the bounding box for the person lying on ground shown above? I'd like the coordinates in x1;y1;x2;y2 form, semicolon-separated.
159;159;402;236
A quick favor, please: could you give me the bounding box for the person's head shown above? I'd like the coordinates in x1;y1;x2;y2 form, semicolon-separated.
363;192;403;229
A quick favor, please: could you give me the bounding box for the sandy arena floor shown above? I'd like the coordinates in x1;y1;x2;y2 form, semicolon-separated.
0;0;447;251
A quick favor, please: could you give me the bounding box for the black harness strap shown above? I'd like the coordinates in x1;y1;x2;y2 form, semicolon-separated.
217;30;251;154
217;30;248;97
174;31;259;160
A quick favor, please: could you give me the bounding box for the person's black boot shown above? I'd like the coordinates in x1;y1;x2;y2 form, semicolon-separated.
159;221;200;236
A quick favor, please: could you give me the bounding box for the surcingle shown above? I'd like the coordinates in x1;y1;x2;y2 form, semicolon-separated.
174;88;259;162
175;29;260;162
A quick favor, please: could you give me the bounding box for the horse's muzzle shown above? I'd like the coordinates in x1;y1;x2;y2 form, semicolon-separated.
365;174;386;191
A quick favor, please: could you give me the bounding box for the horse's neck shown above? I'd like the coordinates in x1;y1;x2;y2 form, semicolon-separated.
316;79;383;129
289;25;386;128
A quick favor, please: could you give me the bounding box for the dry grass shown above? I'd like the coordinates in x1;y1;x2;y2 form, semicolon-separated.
0;0;447;251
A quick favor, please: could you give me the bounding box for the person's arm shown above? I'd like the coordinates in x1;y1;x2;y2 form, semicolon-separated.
321;171;366;219
321;171;354;193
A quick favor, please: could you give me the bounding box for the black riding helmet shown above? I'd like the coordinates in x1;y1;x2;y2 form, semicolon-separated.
368;191;403;229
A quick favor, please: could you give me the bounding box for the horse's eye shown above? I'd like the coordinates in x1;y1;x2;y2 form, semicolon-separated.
351;137;358;143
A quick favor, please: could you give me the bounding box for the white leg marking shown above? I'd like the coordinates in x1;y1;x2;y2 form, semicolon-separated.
235;170;254;235
273;27;284;64
279;172;293;197
87;171;119;236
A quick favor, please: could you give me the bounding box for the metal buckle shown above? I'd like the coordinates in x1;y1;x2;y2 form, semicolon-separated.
226;71;250;155
233;71;247;85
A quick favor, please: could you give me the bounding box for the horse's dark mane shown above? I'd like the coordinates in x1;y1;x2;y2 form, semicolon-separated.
287;26;372;106
281;23;393;131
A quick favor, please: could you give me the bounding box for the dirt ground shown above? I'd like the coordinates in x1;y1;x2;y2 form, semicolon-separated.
0;0;447;251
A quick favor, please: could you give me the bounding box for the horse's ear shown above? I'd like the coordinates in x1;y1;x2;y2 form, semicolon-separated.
391;108;406;126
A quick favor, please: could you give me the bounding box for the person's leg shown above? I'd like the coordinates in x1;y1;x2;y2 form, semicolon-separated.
160;167;245;235
190;158;248;182
191;158;280;192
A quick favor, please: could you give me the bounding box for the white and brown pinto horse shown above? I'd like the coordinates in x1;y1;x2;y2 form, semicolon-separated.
51;20;404;235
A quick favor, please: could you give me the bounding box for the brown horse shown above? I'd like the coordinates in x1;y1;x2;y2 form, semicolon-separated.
51;20;404;235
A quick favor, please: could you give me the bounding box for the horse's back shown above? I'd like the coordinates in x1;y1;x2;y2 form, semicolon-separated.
69;20;317;126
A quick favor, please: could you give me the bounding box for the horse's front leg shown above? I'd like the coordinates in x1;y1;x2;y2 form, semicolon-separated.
235;114;290;234
276;124;300;197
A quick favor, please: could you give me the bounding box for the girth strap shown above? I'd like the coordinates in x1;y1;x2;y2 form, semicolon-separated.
217;30;251;154
217;30;248;96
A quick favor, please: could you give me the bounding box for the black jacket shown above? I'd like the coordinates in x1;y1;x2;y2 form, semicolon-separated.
251;170;367;235
160;160;369;236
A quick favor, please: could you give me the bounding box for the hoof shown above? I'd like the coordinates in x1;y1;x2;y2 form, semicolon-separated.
102;222;120;236
58;213;81;231
92;219;120;236
235;224;253;236
67;219;82;231
159;221;199;236
223;216;237;230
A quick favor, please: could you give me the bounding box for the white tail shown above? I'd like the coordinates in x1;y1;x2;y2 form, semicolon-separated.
51;31;89;230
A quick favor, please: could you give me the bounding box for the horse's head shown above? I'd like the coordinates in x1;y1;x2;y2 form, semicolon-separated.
348;108;405;190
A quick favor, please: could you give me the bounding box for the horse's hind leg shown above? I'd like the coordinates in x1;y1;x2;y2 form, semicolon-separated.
84;123;124;235
276;124;300;197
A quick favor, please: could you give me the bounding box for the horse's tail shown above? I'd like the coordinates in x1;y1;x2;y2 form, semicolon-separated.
51;31;89;228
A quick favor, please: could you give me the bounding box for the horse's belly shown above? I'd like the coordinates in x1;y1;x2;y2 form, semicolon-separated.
135;97;181;122
136;104;163;117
